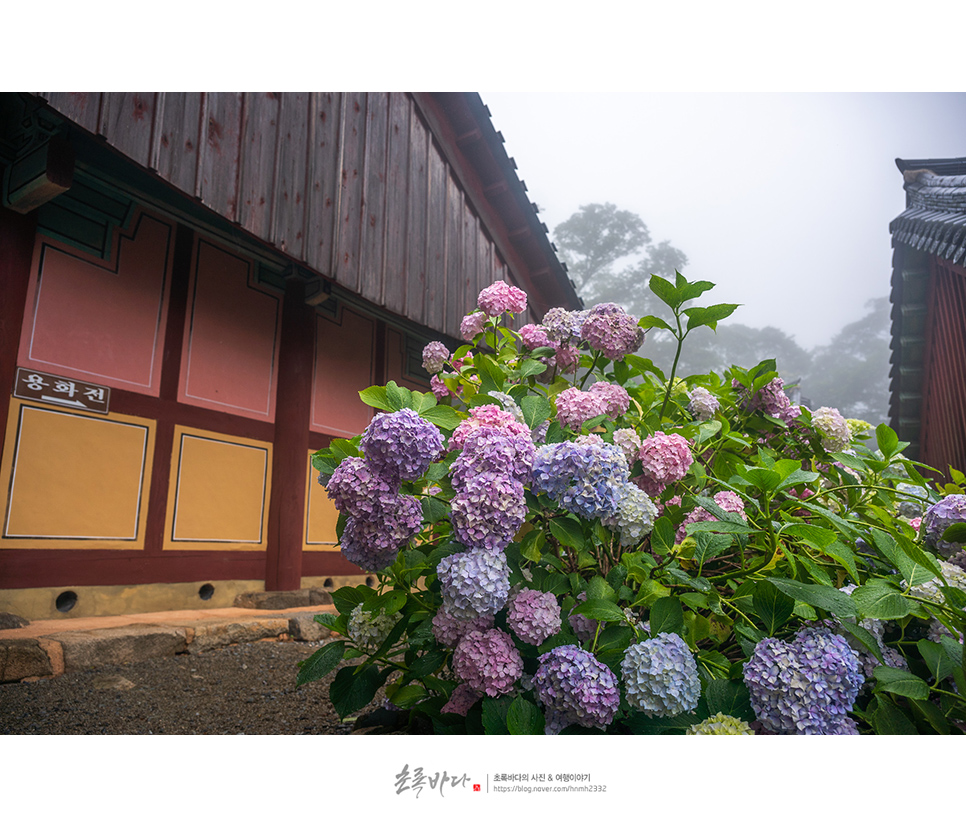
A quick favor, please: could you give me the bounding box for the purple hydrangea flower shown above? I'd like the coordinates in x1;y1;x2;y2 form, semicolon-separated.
449;425;535;490
621;632;700;717
743;626;864;735
338;493;424;572
542;308;587;344
431;607;495;649
923;494;966;561
441;682;481;716
324;457;397;516
533;645;621;734
453;628;523;697
604;482;659;547
580;303;645;360
507;589;562;646
477;281;528;317
421;341;450;375
688;387;720;421
734;377;792;420
460;311;488;341
360;408;445;484
532;441;630;520
554;343;580;373
437;547;511;620
450;471;527;550
635;431;693;496
812;406;851;453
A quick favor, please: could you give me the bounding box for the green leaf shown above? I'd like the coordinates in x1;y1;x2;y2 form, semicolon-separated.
941;522;966;544
571;598;627;623
586;575;617;603
313;612;340;631
384;380;411;411
764;578;857;619
331;584;374;616
753;582;794;635
409;649;447;677
686;519;756;536
650;596;684;636
851;581;915;620
648;274;682;310
637;315;675;333
419;405;463;431
780;523;837;550
676;276;716;302
909;698;950;734
507;696;545;735
873;666;930;700
871;695;919;734
388;685;428;710
742;467;782;493
481;697;512;735
691;531;732;569
329;665;386;719
875;423;899;459
918;639;957;682
296;641;346;686
704;679;755;722
650;516;676;556
516;358;548;379
684;303;740;333
421;495;449;524
549;516;586;550
358;385;391;411
520;395;552;429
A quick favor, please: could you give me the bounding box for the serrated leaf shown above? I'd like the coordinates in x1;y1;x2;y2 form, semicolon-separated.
650;596;684;636
507;696;544;735
296;641;346;686
331;584;374;616
358;385;391;411
781;523;837;549
329;665;386;719
684;303;740;333
873;666;930;700
851;581;914;620
918;639;957;682
753;582;794;636
421;495;449;524
419;405;463;430
941;522;966;544
520;395;552;429
586;575;617;602
409;649;446;677
764;578;857;619
650;516;676;556
649;274;682;309
481;697;512;735
876;424;899;459
571;598;627;623
871;695;919;734
388;685;428;710
638;315;675;332
517;358;548;379
549;516;585;550
704;679;755;722
691;531;732;569
837;621;884;663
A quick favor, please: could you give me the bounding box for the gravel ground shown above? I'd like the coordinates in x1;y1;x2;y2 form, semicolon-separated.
0;639;359;735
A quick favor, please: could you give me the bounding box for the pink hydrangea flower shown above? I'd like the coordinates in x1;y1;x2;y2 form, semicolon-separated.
635;431;693;496
422;341;450;375
589;381;630;419
556;387;606;431
453;628;523;697
460;311;487;341
448;404;530;451
676;490;748;544
580;302;645;360
518;323;556;350
477;281;528;317
555;343;580;374
441;682;481;716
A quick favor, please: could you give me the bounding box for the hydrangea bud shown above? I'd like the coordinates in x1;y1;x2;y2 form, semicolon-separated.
347;603;402;652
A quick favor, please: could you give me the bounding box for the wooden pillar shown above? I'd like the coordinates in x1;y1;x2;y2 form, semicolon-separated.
0;208;36;448
264;276;315;590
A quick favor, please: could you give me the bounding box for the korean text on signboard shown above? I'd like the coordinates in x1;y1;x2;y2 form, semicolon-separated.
14;368;111;414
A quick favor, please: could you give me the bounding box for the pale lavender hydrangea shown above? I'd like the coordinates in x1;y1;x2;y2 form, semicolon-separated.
923;494;966;561
325;457;396;516
556;387;607;431
621;633;700;717
518;323;556;350
589;381;630;419
635;432;693;497
812;406;851;453
686;713;754;735
450;471;527;550
360;408;445;484
347;603;402;652
421;341;450;375
507;589;562;646
338;494;423;571
430;374;454;400
441;682;481;716
449;426;535;490
580;303;645;360
533;644;621;734
542;308;587;344
477;281;528;317
676;490;747;544
605;482;659;547
688;387;720;421
453;628;523;697
612;428;642;465
532;441;630;520
744;627;864;735
487;391;525;423
460;311;488;341
432;607;495;648
437;547;510;620
449;404;532;451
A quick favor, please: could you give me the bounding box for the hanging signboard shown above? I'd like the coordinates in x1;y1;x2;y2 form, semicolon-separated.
13;368;111;414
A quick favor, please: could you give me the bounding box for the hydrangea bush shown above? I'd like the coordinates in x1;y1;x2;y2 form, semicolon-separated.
298;275;966;735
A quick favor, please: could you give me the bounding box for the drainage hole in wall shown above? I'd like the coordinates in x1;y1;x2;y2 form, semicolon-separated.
198;583;215;601
323;578;334;589
366;575;376;587
56;590;78;613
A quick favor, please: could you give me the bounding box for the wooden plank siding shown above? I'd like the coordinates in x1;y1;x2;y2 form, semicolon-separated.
36;92;577;341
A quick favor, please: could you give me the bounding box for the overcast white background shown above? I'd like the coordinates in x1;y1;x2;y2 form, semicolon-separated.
480;92;966;347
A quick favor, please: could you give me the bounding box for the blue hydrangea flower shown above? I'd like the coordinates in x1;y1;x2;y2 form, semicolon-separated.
532;441;629;520
743;627;864;735
621;632;700;717
533;644;620;734
437;548;510;620
360;408;445;484
450;471;527;550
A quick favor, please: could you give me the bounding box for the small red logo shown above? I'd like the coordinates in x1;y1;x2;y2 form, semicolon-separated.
473;784;481;792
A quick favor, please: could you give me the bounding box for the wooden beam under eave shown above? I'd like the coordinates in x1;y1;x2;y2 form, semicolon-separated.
3;136;74;214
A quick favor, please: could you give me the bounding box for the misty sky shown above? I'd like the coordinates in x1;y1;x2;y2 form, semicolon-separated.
480;92;966;348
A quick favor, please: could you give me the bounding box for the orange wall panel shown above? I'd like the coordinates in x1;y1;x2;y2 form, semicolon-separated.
304;454;340;550
18;213;174;395
179;238;282;421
